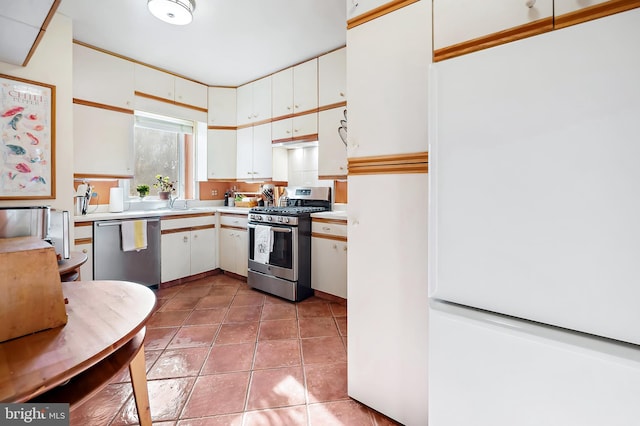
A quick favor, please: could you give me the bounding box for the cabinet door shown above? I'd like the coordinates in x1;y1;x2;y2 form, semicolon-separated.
219;228;236;273
318;107;348;178
319;47;347;107
208;87;237;126
161;232;191;282
251;123;273;179
433;0;553;51
175;76;207;109
252;76;272;123
73;44;134;109
272;67;294;118
237;83;253;126
237;230;248;277
312;237;347;298
75;242;93;281
236;127;254;179
292;113;317;139
190;227;216;275
347;1;430;158
271;117;293;142
73;104;134;176
207;129;237;179
293;59;318;114
134;64;175;101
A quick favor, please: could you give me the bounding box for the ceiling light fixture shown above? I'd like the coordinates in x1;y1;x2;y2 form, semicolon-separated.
147;0;196;25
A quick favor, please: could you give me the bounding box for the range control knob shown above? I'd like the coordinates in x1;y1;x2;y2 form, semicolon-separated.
267;216;273;222
284;217;290;223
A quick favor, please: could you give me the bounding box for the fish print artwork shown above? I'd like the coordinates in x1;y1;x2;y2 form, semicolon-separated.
0;75;54;198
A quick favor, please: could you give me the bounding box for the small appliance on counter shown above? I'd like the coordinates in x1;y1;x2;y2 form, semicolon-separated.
0;206;70;260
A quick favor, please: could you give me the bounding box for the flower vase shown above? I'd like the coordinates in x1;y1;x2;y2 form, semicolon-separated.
159;191;170;200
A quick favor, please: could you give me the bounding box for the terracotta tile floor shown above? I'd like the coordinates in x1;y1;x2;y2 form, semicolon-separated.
70;274;400;425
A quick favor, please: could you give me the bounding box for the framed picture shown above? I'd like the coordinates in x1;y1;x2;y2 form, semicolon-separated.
0;74;55;199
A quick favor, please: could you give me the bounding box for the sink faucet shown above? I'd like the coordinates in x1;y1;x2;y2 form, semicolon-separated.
169;196;188;210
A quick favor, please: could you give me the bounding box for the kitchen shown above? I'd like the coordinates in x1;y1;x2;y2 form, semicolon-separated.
0;0;639;425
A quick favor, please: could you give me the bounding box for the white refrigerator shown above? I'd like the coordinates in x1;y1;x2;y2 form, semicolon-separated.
429;9;640;425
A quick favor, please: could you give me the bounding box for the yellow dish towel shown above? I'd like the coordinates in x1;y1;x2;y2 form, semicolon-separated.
121;220;147;252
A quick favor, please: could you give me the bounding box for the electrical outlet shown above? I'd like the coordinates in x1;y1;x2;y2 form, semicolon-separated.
211;189;218;196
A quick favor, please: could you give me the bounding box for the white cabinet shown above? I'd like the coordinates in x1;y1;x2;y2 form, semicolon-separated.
346;1;430;158
236;123;272;179
73;104;134;176
346;0;390;22
161;231;191;282
73;44;134;109
347;173;429;426
219;213;249;277
207;129;237;179
207;87;237;126
554;0;609;16
311;219;347;299
74;222;93;280
433;0;553;56
318;107;348;178
319;47;346;107
134;64;207;109
271;113;318;143
161;214;217;282
272;59;318;118
237;76;272;126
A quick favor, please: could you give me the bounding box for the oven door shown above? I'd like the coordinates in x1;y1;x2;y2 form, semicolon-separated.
248;223;298;281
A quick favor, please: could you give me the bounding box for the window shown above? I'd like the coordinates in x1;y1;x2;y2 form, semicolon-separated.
131;112;195;199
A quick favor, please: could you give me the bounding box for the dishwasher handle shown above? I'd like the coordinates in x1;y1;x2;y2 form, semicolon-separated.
96;217;161;227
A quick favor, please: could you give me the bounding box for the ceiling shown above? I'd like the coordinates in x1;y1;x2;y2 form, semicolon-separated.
55;0;347;87
0;0;57;65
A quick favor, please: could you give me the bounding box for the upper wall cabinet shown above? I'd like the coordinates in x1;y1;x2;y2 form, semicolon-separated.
319;47;346;107
237;76;272;126
207;87;236;127
272;59;318;119
433;0;554;61
73;44;134;110
554;0;638;29
134;64;207;110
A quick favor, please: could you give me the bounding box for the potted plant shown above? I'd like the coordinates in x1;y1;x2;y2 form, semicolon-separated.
153;175;176;200
136;184;150;199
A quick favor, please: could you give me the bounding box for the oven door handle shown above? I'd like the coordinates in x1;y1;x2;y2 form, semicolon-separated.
248;223;292;233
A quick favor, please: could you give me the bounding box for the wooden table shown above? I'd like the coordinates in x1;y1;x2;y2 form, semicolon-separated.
0;280;156;425
57;251;88;281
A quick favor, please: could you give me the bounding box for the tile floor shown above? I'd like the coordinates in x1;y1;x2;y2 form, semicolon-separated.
70;274;400;425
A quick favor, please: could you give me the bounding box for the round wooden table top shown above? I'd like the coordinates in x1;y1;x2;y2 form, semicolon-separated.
0;280;156;403
57;251;88;275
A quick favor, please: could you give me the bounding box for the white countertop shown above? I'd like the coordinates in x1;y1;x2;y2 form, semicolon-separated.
311;210;348;220
74;206;249;222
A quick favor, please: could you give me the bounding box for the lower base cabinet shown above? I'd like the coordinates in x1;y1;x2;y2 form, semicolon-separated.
311;218;347;299
219;228;248;277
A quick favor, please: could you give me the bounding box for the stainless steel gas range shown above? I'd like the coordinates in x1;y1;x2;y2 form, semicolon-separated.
247;186;331;302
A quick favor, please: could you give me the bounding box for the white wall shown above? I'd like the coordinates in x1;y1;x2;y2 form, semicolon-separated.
0;13;74;214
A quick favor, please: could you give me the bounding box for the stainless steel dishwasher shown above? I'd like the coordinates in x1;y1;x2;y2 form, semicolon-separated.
93;217;161;287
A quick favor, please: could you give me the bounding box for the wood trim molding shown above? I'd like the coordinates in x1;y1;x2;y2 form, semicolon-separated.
348;152;429;175
220;213;249;218
134;91;208;113
208;125;237;131
220;225;247;231
161;212;215;220
318;101;347;113
73;173;134;180
161;224;215;235
237;118;273;130
433;17;554;62
74;237;93;245
73;98;134;115
74;222;93;228
272;134;319;145
311;232;348;242
312;218;348;225
318;174;348;180
22;0;61;66
347;0;420;29
554;0;640;29
272;108;319;123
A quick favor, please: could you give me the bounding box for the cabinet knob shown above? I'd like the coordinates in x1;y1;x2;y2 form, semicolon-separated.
294;129;299;133
322;226;331;231
82;249;88;254
525;0;536;7
333;244;337;249
194;234;198;239
183;236;189;243
343;246;347;252
339;92;345;97
294;104;299;109
287;106;291;110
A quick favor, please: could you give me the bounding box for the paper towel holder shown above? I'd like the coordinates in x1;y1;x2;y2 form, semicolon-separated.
109;187;124;212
